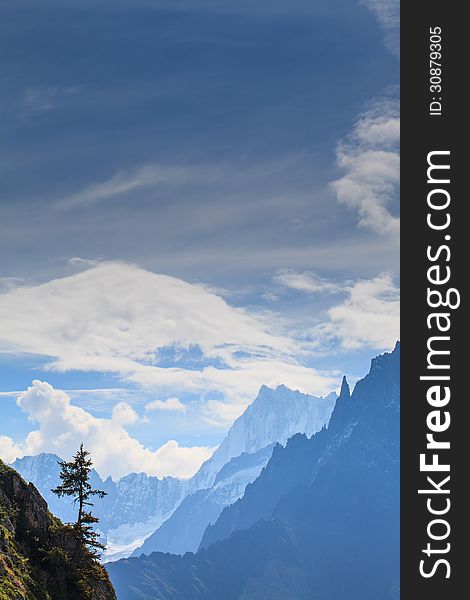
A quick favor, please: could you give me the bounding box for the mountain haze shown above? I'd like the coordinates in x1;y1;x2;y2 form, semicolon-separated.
133;445;274;557
107;344;400;600
191;386;336;490
133;385;336;557
13;385;335;561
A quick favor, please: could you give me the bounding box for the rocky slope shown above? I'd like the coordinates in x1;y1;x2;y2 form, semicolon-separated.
0;459;116;600
12;453;186;562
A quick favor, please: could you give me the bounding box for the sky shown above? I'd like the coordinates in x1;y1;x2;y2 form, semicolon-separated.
0;0;399;480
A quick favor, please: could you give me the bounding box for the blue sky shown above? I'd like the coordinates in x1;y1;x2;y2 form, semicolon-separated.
0;0;399;480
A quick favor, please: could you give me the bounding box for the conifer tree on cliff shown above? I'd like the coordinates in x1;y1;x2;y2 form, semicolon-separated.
52;443;107;555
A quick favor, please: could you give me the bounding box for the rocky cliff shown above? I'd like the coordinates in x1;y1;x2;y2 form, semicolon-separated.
0;459;116;600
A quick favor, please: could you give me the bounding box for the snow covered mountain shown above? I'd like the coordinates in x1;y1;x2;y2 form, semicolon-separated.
132;385;336;557
12;384;336;562
190;385;337;491
107;345;400;600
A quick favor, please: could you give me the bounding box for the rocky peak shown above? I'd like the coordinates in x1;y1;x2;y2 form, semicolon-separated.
339;375;350;399
192;383;337;490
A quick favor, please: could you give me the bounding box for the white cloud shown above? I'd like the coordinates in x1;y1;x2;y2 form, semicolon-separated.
0;435;23;464
57;165;167;209
273;268;399;352
274;269;343;294
127;358;337;405
331;97;400;236
145;397;186;413
0;262;337;412
56;164;224;210
4;380;213;480
69;257;100;267
324;272;399;350
112;402;140;425
362;0;400;57
0;277;26;293
202;399;248;428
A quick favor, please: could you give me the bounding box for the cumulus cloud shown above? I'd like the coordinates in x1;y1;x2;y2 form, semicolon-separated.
0;262;337;412
145;397;186;413
112;402;140;426
3;380;213;480
0;435;23;464
323;273;399;350
331;97;399;236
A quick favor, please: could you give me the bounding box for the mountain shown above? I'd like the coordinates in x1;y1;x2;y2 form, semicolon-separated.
107;343;400;600
14;385;335;561
133;445;274;557
191;386;337;491
0;459;116;600
12;454;186;562
132;385;336;557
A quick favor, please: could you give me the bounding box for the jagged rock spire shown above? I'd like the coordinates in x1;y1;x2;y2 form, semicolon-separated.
339;375;350;399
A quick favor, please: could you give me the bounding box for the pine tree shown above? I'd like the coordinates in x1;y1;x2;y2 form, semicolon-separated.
52;443;107;555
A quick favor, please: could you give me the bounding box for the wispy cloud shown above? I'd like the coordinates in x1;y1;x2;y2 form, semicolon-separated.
145;397;186;413
274;269;344;294
0;388;127;399
320;272;399;350
20;86;80;119
56;164;225;210
331;96;399;236
0;262;338;413
0;277;27;293
274;268;399;352
362;0;399;57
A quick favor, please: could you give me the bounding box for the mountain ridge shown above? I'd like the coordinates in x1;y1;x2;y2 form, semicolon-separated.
132;384;336;557
13;384;336;561
133;444;274;557
191;386;336;490
202;343;398;550
107;343;400;600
